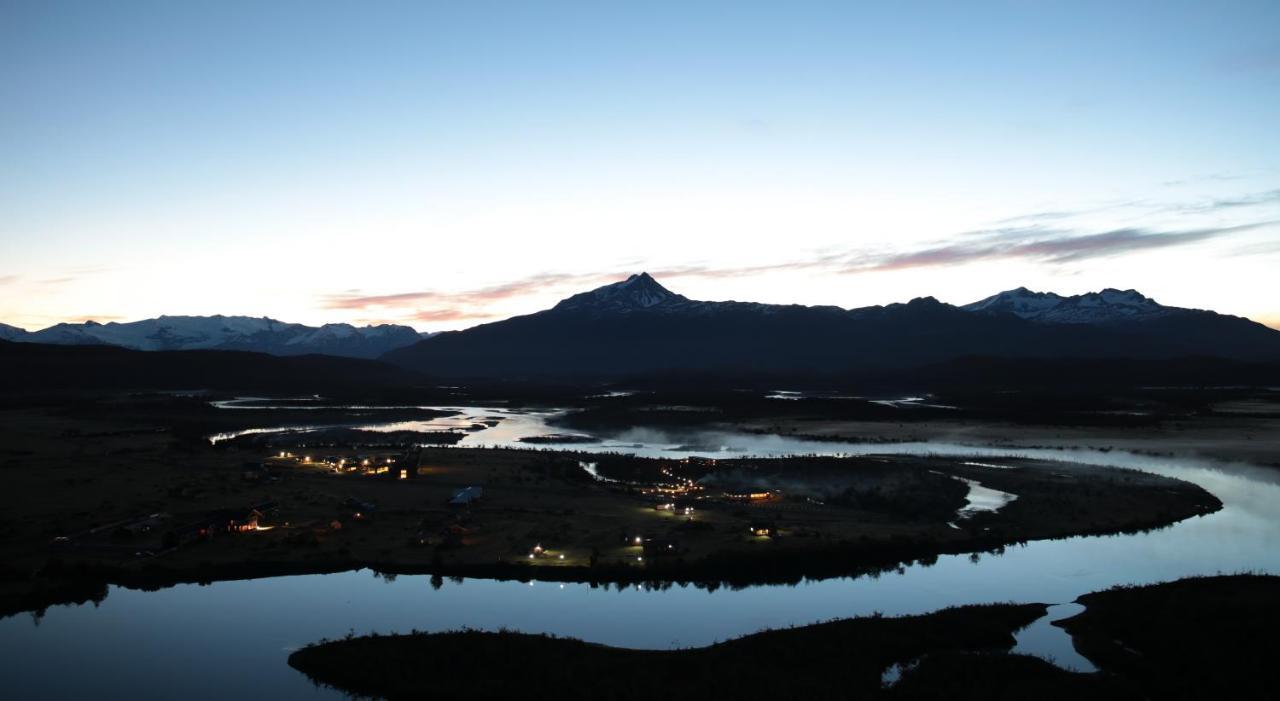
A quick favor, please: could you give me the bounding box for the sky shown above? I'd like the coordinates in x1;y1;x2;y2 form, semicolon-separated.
2;1;1278;332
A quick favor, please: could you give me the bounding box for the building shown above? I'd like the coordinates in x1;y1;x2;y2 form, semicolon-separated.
749;521;776;537
725;490;776;502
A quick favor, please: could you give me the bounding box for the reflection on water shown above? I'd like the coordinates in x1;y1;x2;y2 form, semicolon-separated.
1013;603;1096;672
9;404;1277;699
955;477;1018;517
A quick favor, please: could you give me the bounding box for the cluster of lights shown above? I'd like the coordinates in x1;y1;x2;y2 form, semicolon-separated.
724;491;775;501
640;483;701;496
527;544;568;561
654;502;696;516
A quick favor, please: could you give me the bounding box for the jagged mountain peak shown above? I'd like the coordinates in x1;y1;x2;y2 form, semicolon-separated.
553;272;687;313
1092;288;1154;304
963;287;1170;324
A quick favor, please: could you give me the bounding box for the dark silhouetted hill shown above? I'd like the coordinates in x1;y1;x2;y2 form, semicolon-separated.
384;274;1280;381
0;340;426;393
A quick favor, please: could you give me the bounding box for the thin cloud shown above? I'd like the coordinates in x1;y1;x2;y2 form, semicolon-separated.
12;267;118;288
646;257;847;281
1162;172;1249;187
840;222;1274;274
323;272;623;311
1173;189;1280;214
409;309;500;323
318;217;1275;325
990;199;1149;226
1230;239;1280;257
993;210;1078;224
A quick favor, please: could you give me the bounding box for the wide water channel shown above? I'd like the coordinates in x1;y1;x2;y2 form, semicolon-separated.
4;405;1279;699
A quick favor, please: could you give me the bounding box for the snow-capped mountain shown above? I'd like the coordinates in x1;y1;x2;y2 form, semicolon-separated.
385;273;1280;379
4;316;422;359
550;273;840;318
552;273;688;315
962;287;1176;324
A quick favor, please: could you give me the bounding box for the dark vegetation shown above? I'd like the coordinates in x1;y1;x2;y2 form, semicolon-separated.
1;392;463;446
557;382;1280;432
288;575;1280;700
288;603;1056;700
1056;574;1280;699
0;339;428;394
216;427;468;448
516;433;598;444
4;338;1278;428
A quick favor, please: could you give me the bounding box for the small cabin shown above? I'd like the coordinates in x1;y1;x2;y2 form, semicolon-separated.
749;522;776;537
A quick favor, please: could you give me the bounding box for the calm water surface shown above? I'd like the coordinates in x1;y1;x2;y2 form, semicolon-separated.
4;406;1278;699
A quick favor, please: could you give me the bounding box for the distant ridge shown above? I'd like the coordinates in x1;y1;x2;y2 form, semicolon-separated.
0;339;426;393
0;315;423;359
962;287;1175;324
383;274;1280;379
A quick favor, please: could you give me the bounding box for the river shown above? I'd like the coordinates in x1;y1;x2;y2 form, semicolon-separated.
4;405;1278;699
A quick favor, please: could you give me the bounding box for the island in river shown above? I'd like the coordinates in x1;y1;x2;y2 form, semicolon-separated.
0;392;1220;617
288;574;1280;700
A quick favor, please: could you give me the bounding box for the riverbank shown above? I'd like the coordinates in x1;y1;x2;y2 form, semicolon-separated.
1055;574;1280;698
288;603;1086;700
0;438;1219;619
287;574;1280;699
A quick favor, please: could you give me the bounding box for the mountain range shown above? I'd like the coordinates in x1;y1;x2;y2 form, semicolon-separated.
383;273;1280;379
7;274;1279;383
961;287;1176;324
0;316;426;359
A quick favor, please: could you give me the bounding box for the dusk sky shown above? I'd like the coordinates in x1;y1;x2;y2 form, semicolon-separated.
2;1;1278;332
